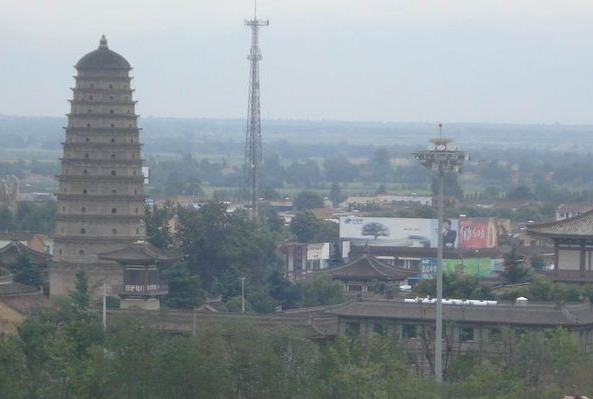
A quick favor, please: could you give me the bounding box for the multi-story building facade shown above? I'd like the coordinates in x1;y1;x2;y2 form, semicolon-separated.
50;36;146;298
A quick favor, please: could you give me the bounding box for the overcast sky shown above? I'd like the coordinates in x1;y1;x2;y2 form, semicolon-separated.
2;0;593;123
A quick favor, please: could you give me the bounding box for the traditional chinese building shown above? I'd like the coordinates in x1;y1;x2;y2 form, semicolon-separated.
527;210;593;283
326;253;418;292
51;36;147;298
98;240;181;310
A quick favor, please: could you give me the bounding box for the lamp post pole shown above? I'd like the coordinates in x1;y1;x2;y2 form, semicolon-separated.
413;124;467;384
241;277;246;314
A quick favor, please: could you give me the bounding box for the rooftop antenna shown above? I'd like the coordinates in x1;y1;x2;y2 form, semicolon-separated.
244;0;269;219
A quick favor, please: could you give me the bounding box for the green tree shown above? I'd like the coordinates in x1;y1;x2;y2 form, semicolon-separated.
329;183;345;208
144;202;175;248
296;273;344;307
161;262;204;309
289;211;320;242
501;247;533;284
10;254;44;288
294;190;324;210
368;148;392;182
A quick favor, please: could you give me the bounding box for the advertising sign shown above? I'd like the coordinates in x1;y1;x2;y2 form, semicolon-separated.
420;257;493;279
339;216;459;248
458;218;498;249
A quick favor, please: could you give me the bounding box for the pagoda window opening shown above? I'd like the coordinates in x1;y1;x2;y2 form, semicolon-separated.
134;189;138;194
80;228;86;234
111;123;115;128
83;170;88;175
111;208;117;214
109;84;113;88
79;249;85;256
90;83;94;88
83;189;88;194
59;249;63;255
87;123;91;128
89;95;93;100
132;154;135;158
135;208;138;214
85;137;90;142
62;207;65;212
110;95;114;100
111;154;116;159
133;170;137;175
110;109;114;114
111;170;117;176
112;189;117;195
84;153;89;159
111;138;115;143
60;227;64;233
130;138;134;142
136;228;140;234
112;228;117;235
87;109;92;113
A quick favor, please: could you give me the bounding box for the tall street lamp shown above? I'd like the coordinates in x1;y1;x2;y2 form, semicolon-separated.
413;124;467;383
241;277;246;314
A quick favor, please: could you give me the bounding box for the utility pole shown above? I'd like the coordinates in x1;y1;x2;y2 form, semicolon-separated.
241;277;246;314
102;282;107;331
413;123;467;383
244;0;268;219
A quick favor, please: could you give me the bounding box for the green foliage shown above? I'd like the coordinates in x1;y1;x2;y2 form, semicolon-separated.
294;190;324;210
177;201;282;306
290;211;320;242
296;273;344;307
329;183;346;207
501;247;533;284
161;262;205;309
144;202;175;248
10;254;44;288
415;273;494;300
0;202;56;233
500;278;591;303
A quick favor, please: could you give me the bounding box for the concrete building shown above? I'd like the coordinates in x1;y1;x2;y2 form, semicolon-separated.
51;36;146;298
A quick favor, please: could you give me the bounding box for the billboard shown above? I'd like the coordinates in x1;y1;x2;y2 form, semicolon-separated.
340;216;498;250
420;257;493;278
339;216;459;248
458;218;498;249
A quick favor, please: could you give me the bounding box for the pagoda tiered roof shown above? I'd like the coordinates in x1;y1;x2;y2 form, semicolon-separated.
98;241;182;265
327;253;418;282
527;210;593;238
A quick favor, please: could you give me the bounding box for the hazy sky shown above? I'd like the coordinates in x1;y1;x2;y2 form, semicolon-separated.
2;0;593;123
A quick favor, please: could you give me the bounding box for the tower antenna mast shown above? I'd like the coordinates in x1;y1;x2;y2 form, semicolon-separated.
244;1;268;219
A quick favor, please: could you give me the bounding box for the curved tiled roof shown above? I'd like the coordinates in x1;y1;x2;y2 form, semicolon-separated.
327;254;418;281
97;241;182;264
76;35;131;70
527;209;593;238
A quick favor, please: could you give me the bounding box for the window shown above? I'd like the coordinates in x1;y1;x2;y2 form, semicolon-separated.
112;228;117;235
136;228;140;234
110;109;114;114
133;170;137;175
490;328;502;343
110;95;114;100
112;189;117;195
111;123;115;128
109;84;113;88
135;208;139;214
347;284;363;292
345;322;360;337
83;170;88;175
132;154;135;158
111;154;116;158
80;228;86;234
460;327;474;342
87;123;91;128
130;138;133;142
111;208;117;214
79;249;85;256
134;189;138;194
111;138;115;143
85;137;90;142
90;83;94;88
81;207;86;213
84;153;89;159
111;170;116;176
62;207;65;212
59;249;63;255
402;324;417;339
89;95;93;100
87;109;92;113
83;189;88;194
373;322;388;335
